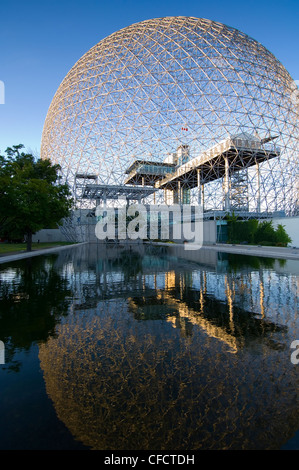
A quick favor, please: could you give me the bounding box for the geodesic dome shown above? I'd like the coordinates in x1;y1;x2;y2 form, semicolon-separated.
41;16;298;215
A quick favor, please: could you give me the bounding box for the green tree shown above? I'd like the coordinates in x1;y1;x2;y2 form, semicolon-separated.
226;215;292;247
227;212;258;244
0;144;72;251
274;223;292;246
253;220;277;245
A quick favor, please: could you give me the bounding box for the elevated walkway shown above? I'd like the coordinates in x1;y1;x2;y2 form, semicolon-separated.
81;183;156;203
124;133;280;211
155;134;279;190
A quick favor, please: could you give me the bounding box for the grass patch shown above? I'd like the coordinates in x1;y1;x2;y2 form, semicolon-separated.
0;241;75;254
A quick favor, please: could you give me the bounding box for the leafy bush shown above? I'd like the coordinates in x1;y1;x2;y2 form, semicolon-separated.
227;216;292;247
274;224;292;246
254;221;277;244
227;214;258;244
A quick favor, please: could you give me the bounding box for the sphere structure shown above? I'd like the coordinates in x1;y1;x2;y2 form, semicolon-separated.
41;16;298;215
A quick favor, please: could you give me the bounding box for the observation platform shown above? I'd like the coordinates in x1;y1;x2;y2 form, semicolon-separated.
125;160;176;186
124;134;280;190
81;183;156;203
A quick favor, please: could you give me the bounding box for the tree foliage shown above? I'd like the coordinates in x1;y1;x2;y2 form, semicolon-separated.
227;213;292;246
227;213;258;244
0;144;72;251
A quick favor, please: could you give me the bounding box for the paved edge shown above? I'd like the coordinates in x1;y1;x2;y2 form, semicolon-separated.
204;243;299;260
0;242;87;264
145;242;299;260
1;241;298;264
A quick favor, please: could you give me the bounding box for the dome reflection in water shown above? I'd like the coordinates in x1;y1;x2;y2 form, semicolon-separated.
35;244;298;450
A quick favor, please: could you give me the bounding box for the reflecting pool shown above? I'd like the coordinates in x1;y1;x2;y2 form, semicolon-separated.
0;243;298;450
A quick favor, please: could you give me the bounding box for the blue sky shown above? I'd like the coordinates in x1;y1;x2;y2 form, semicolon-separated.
0;0;298;156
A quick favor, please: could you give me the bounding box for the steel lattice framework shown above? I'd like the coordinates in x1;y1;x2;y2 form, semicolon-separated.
41;16;298;218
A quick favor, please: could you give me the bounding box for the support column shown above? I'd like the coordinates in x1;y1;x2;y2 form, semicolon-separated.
178;181;181;205
197;168;201;205
256;160;261;213
224;156;230;211
197;168;204;210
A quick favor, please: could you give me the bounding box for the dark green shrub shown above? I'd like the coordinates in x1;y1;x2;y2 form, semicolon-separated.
227;217;292;247
227;214;258;244
274;224;292;246
254;221;277;244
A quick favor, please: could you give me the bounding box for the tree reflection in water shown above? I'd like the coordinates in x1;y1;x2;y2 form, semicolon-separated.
0;255;72;372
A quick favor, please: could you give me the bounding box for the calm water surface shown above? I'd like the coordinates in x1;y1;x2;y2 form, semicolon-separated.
0;243;298;450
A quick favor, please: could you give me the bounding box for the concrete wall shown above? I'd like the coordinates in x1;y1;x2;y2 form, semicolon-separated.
32;228;69;243
203;220;217;244
88;218;217;245
32;216;297;247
